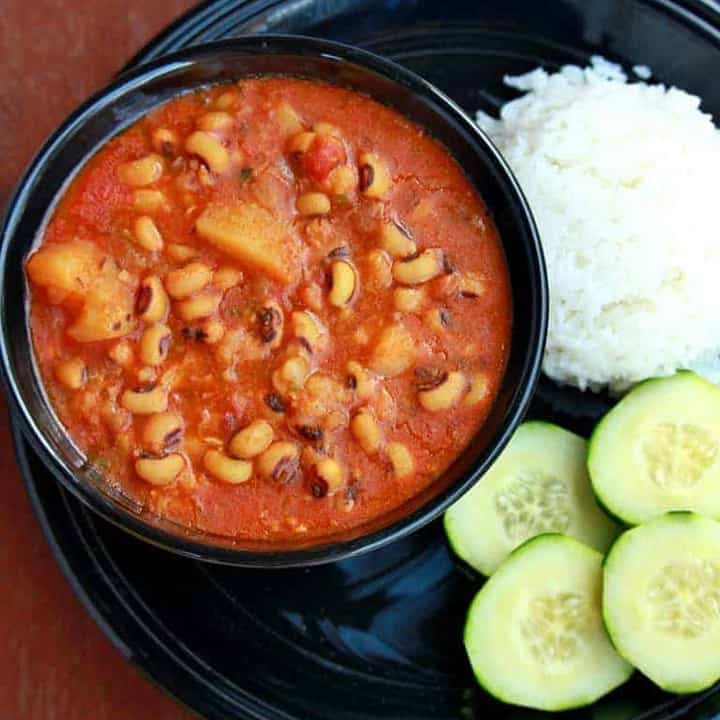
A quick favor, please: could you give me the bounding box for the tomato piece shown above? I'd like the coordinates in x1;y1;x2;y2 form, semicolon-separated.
303;135;346;182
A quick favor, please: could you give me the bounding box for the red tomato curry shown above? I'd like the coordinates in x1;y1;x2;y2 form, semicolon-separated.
26;78;511;540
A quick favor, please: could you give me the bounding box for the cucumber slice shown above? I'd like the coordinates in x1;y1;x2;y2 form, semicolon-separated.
603;512;720;693
445;422;619;575
464;534;633;710
588;372;720;525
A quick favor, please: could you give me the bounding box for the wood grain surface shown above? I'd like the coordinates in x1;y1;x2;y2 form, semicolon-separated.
0;2;200;718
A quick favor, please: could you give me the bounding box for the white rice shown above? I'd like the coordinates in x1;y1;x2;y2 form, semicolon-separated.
477;56;720;392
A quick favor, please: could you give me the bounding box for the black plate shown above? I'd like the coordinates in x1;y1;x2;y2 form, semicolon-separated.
16;1;720;719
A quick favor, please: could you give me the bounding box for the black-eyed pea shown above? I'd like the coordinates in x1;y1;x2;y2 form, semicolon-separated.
287;131;316;154
256;301;284;348
165;244;197;263
346;361;376;400
140;324;172;366
136;275;170;324
185;131;230;174
274;102;304;135
328;260;357;307
120;384;168;414
424;307;451;333
135;453;184;486
464;372;490;406
393;287;426;313
309;457;344;497
296;192;331;216
229;419;274;459
215;89;239;110
387;442;415;479
118;154;164;187
151;128;179;157
296;424;325;446
198;318;225;344
459;272;485;298
55;357;87;390
369;323;416;377
142;412;183;454
203;449;252;484
326;165;357;195
358;152;391;199
176;289;222;323
132;189;168;213
197;111;233;132
379;221;416;258
257;441;299;481
272;355;310;396
109;341;134;368
133;215;163;252
418;371;467;412
392;249;444;285
366;249;393;289
213;266;243;290
350;409;382;455
165;262;213;299
291;310;327;352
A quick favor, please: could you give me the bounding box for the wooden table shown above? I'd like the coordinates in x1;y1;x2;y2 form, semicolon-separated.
0;2;200;717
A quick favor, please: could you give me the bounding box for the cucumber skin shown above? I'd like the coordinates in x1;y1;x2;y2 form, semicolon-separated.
586;376;657;526
443;512;485;580
587;372;718;526
602;512;716;694
442;425;562;577
464;534;623;711
590;491;632;530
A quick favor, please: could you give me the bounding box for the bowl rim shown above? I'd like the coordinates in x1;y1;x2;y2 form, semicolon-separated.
0;34;547;567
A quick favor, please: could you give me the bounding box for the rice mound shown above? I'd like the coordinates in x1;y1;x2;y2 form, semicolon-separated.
477;57;720;392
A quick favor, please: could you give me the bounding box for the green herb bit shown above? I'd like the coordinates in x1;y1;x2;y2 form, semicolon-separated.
239;167;254;182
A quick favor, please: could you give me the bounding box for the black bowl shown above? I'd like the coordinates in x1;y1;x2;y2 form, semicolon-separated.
0;35;547;567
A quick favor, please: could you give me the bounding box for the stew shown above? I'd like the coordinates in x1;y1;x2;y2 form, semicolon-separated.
26;77;512;540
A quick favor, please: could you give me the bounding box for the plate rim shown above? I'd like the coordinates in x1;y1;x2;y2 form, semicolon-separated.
13;0;720;718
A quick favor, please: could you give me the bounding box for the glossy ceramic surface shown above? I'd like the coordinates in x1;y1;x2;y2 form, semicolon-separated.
14;0;720;718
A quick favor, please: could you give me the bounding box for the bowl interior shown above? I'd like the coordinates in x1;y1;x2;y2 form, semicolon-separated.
0;37;546;565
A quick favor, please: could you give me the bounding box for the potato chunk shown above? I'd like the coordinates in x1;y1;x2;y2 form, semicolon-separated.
27;240;136;342
68;272;136;342
196;202;298;283
26;240;102;299
369;323;416;377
